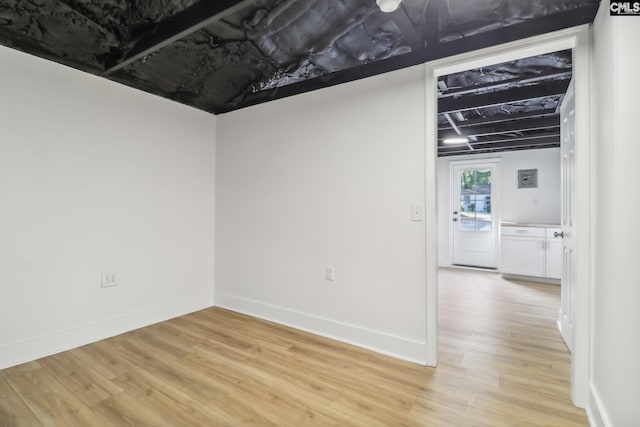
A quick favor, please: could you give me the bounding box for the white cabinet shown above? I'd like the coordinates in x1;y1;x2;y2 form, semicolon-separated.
500;225;561;279
500;227;545;276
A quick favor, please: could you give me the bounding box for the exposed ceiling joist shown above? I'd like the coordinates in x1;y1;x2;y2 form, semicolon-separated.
439;133;560;153
438;80;569;113
436;47;572;156
103;0;254;75
443;113;475;150
423;0;439;48
390;5;425;50
470;133;560;146
438;70;572;98
438;108;558;131
439;143;559;156
438;115;560;139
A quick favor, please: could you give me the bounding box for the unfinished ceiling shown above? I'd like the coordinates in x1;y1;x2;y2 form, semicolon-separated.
0;0;598;115
437;50;572;156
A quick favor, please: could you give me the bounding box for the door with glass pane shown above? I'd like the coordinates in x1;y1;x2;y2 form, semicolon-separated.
451;163;498;269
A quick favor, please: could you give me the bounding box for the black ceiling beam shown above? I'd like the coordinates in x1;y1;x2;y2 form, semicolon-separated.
103;0;254;75
439;132;559;151
424;0;440;48
438;80;569;113
470;134;559;147
439;143;559;156
391;4;425;50
438;70;572;98
438;108;558;131
438;115;560;139
440;139;559;156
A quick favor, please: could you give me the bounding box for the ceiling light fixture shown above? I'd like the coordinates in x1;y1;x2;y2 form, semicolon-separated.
376;0;402;13
443;136;470;144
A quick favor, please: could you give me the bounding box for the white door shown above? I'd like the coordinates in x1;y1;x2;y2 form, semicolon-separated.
451;163;498;269
546;228;563;280
559;80;576;351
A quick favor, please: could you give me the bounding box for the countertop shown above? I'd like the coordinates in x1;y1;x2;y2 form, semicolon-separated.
501;221;561;228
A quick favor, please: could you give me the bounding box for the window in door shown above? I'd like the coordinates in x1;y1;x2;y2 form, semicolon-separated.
459;169;492;231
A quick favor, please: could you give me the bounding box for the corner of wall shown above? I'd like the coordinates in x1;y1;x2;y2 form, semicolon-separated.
0;293;213;370
0;44;218;370
211;113;218;306
215;291;429;365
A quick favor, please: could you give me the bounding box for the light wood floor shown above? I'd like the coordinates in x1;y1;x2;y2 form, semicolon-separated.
1;269;587;426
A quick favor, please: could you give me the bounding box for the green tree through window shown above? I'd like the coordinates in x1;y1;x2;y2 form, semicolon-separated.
459;169;492;231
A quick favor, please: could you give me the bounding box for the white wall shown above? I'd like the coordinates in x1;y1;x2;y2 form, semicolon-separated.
437;148;560;266
589;7;640;426
0;45;216;369
216;66;428;362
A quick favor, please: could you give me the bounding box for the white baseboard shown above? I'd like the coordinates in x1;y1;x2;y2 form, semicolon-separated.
588;383;612;427
215;292;429;365
0;292;214;370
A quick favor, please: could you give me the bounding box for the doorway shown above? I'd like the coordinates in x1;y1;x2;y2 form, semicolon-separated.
424;26;592;407
450;161;499;269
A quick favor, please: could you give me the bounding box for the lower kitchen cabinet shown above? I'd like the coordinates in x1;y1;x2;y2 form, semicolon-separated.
500;224;562;279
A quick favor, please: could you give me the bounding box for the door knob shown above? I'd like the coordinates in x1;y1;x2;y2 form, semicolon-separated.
554;231;564;238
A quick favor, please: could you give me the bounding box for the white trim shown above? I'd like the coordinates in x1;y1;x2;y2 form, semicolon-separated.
424;64;438;366
447;157;501;166
587;18;599;427
570;26;592;408
0;292;214;370
587;383;612;427
215;292;428;365
424;25;592;406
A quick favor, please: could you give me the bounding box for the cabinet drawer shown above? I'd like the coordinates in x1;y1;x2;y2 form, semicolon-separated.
501;226;545;237
546;228;562;238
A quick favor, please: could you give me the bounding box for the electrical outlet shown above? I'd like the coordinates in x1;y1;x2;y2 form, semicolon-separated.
101;271;119;288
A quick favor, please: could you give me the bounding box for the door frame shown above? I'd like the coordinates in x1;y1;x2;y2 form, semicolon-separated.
449;158;501;269
423;25;592;408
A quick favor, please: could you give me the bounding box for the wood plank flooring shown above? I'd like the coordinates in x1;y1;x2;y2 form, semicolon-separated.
0;269;587;426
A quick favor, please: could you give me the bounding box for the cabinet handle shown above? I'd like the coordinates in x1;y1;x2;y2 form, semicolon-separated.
554;231;564;238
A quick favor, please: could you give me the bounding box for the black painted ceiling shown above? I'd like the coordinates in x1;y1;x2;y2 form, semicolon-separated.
437;50;572;156
0;0;599;155
0;0;598;117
